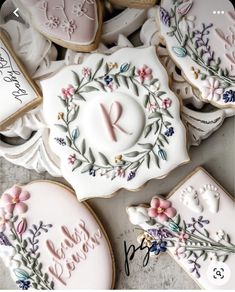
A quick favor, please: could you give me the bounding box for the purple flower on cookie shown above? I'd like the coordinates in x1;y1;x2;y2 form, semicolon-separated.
223;90;235;103
159;7;171;27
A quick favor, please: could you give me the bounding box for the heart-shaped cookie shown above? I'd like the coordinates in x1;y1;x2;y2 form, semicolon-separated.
18;0;103;52
109;0;157;8
159;0;235;108
41;47;189;200
0;181;115;289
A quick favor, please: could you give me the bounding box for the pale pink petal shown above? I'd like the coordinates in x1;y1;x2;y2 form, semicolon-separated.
5;204;15;214
143;65;147;70
0;224;6;232
201;88;210;98
1;193;13;204
157;213;168;223
164;207;177;218
159;199;171;209
5;213;12;220
215;88;223;95
145;75;152;81
150;197;160;208
145;68;152;74
148;208;159;218
14;202;28;214
11;186;21;197
19;191;30;202
214;80;220;88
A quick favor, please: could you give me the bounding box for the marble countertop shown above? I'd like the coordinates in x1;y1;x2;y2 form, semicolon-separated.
0;115;234;290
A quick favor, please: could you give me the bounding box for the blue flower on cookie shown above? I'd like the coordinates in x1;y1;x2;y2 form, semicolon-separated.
104;75;113;85
165;127;174;137
149;240;167;256
223;90;235;103
16;280;31;290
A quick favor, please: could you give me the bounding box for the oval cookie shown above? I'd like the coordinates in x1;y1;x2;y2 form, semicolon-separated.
0;181;115;289
159;0;235;108
41;47;189;200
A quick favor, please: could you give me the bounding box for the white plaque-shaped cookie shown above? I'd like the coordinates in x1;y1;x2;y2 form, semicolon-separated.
42;47;189;200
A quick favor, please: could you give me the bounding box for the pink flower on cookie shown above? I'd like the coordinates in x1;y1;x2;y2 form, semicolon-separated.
62;85;75;99
148;197;177;223
0;209;12;232
1;186;30;214
162;98;172;109
45;16;60;29
201;77;223;101
136;65;152;83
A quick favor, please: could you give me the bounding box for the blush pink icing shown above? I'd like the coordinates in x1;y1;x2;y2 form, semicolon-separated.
22;0;99;45
0;181;114;289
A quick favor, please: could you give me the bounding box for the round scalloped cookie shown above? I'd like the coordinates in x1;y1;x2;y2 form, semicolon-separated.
0;181;115;289
159;0;235;108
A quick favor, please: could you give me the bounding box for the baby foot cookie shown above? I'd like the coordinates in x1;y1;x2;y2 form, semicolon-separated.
0;29;42;131
18;0;103;52
0;181;115;289
180;186;203;213
42;47;189;200
126;167;235;289
109;0;157;8
159;0;235;108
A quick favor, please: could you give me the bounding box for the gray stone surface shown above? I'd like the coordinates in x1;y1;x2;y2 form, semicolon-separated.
0;116;234;289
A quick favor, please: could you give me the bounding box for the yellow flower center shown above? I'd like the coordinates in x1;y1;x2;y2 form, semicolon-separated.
12;197;19;204
157;207;165;214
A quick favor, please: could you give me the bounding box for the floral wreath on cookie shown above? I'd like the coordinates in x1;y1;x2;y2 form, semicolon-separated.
54;59;175;181
160;0;235;104
0;187;54;290
133;197;235;279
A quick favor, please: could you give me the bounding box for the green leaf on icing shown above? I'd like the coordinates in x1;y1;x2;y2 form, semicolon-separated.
143;95;149;108
119;75;129;89
160;134;169;144
98;152;109;165
157;91;166;97
81;164;93;173
74;93;86;101
146;153;150;168
95;58;104;74
138;143;153;150
174;214;181;225
58;96;67;107
104;63;109;75
70;107;79;123
161;109;173;119
146;218;156;226
66;136;72;147
72;71;80;86
154;121;160;134
148;112;161;119
150;78;159;85
144;125;152;138
112;74;120;86
54;124;67;132
130;66;136;77
130;79;139;96
124;151;140;158
88;148;95;163
81;139;86;155
83;86;99;92
72;160;82;171
153;153;160;168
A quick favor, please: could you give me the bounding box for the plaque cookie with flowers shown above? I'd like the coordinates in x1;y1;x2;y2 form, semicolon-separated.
127;167;235;289
42;47;189;200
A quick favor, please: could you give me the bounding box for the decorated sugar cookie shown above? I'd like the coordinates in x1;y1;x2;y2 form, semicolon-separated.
126;167;235;289
18;0;103;52
0;181;115;289
42;47;189;200
109;0;157;8
0;29;42;131
159;0;235;108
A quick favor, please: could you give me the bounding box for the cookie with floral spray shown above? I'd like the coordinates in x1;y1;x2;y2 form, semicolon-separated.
41;46;189;200
126;167;235;289
0;181;115;289
159;0;235;108
17;0;103;52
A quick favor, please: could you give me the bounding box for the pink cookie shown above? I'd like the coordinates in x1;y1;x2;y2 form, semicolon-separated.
109;0;157;8
19;0;103;52
127;167;235;289
0;181;115;289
